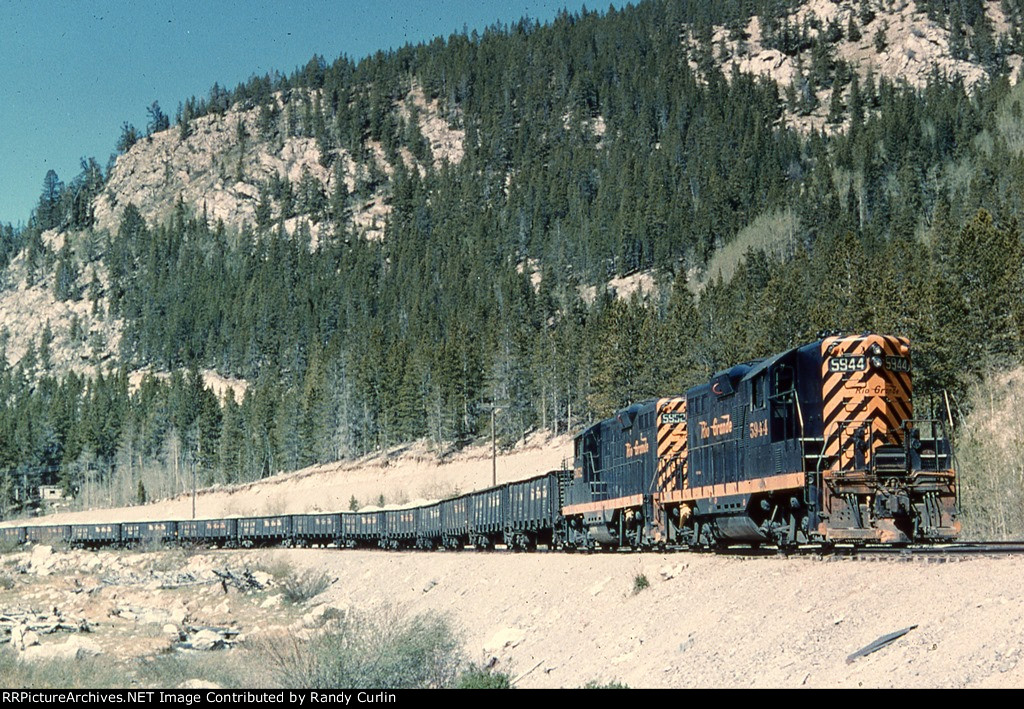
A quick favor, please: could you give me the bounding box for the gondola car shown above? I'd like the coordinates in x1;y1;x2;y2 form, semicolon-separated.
1;526;26;546
381;508;418;549
178;518;237;547
122;521;177;547
468;486;506;550
440;496;470;549
238;515;292;548
416;503;443;550
505;472;568;550
70;523;121;549
346;510;383;548
293;513;343;548
25;525;70;545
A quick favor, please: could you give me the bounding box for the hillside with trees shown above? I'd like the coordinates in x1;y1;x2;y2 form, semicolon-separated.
0;0;1023;533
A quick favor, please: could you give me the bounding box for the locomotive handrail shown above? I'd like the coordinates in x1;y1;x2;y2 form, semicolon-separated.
899;418;953;473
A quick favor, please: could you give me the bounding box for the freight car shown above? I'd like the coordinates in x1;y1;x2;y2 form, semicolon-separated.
0;334;959;554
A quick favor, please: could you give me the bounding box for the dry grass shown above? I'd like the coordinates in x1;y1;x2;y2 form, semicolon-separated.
255;556;297;582
0;648;126;688
955;367;1024;540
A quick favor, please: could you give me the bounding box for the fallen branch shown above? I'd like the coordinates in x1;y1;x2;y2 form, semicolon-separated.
846;625;918;664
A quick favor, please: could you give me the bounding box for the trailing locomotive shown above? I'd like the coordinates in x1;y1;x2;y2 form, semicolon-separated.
0;334;959;552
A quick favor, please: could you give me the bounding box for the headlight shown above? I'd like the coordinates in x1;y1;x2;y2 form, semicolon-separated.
869;343;883;356
870;355;883;369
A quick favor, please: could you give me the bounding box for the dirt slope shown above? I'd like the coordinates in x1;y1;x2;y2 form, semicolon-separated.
241;548;1024;688
10;432;572;527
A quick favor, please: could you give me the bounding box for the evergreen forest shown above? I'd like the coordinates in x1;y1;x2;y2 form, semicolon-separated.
1;0;1024;512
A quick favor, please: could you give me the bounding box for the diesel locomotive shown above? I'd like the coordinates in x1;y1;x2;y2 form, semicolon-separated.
0;333;959;552
565;332;960;548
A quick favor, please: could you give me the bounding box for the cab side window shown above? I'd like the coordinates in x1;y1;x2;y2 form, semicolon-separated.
751;374;765;410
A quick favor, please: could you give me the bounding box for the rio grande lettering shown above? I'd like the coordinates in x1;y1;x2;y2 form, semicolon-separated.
625;436;650;457
698;414;733;439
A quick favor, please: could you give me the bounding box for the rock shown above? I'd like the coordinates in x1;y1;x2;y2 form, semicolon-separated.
162;624;182;639
10;625;26;650
422;578;438;593
659;563;686;580
22;636;103;663
189;629;225;651
68;636;104;657
178;680;222;689
302;605;328;628
261;594;283;608
251;571;273;587
141;610;169;625
30;544;53;561
484;627;526;653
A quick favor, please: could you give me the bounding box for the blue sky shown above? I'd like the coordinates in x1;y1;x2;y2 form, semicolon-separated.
0;1;615;226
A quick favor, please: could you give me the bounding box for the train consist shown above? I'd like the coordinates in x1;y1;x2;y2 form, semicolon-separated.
0;333;960;552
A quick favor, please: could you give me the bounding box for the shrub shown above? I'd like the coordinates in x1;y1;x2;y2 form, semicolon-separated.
583;679;630;689
281;569;332;604
632;573;650;594
256;557;296;581
457;664;513;689
260;607;463;688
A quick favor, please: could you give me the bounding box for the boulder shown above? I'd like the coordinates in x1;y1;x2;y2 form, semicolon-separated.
21;636;103;663
189;629;225;651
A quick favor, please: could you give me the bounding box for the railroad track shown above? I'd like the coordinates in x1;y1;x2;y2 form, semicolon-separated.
216;539;1024;558
704;540;1024;559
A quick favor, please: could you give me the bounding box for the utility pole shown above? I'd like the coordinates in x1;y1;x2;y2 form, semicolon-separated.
487;402;506;487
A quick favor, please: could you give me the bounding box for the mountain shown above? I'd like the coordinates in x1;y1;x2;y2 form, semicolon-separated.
1;0;1023;514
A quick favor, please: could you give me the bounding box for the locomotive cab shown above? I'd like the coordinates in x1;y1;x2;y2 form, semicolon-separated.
682;354;812;545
